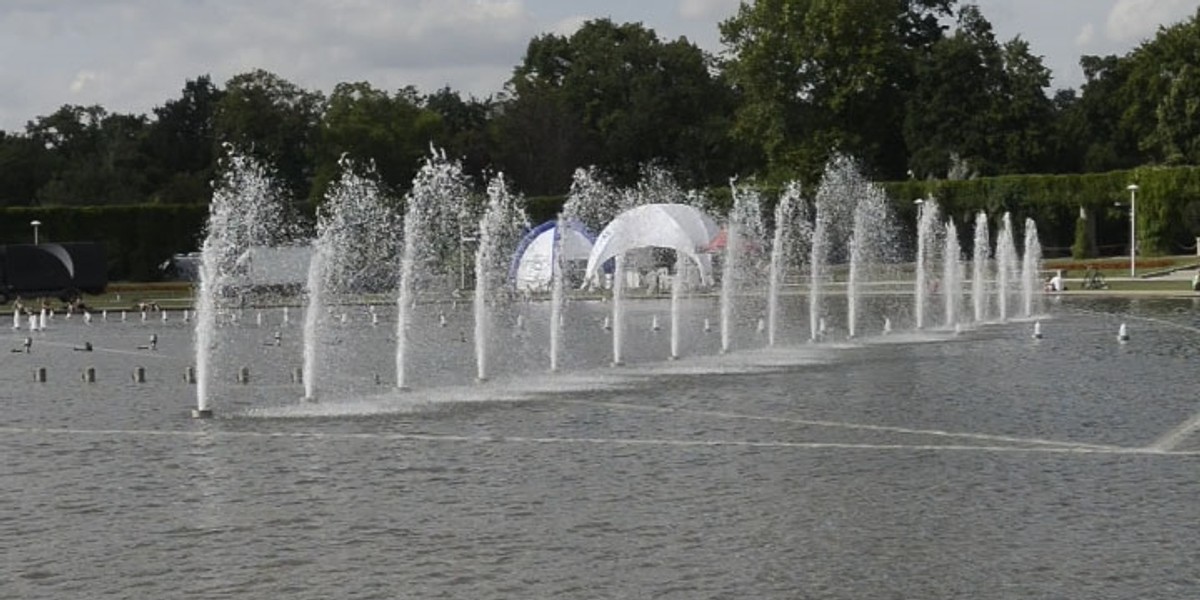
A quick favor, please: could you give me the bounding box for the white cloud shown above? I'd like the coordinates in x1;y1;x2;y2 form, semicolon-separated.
0;0;545;128
1074;22;1095;47
677;0;741;21
1105;0;1194;42
547;15;588;37
69;71;98;95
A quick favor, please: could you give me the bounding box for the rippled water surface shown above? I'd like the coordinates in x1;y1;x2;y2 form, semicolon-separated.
2;296;1199;599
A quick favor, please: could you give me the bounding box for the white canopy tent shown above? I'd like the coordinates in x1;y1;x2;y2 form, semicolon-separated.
583;203;720;287
509;220;594;292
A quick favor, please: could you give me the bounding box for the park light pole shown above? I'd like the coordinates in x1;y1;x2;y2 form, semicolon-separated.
30;220;41;244
1127;184;1138;277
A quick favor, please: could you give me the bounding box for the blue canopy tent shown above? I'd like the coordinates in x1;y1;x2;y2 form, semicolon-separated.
508;220;598;292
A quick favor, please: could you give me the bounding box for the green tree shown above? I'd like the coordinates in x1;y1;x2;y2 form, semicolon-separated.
24;105;150;205
720;0;954;181
143;75;224;203
424;87;495;181
1149;63;1200;164
904;6;1054;177
214;69;324;203
1070;54;1141;171
311;82;442;203
1130;10;1200;164
904;4;1002;178
0;132;54;207
491;85;591;196
500;19;738;192
992;37;1055;173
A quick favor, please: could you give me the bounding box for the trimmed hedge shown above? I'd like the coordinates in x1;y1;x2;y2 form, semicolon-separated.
6;166;1199;282
882;166;1200;257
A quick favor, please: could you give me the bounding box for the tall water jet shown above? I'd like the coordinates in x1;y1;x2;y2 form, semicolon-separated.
611;255;626;365
669;254;685;359
942;220;963;328
552;167;620;371
846;177;894;339
767;182;810;346
913;198;942;330
972;211;990;322
301;243;328;400
548;223;565;372
1021;218;1043;317
194;146;300;416
721;181;766;353
396;149;470;389
995;213;1018;321
302;156;397;401
473;173;528;381
809;156;857;341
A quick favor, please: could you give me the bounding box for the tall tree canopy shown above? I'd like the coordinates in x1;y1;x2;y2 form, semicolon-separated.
0;6;1198;214
720;0;953;182
311;82;442;204
904;5;1055;178
1124;8;1200;165
214;69;325;202
498;18;739;194
24;105;150;205
143;75;224;203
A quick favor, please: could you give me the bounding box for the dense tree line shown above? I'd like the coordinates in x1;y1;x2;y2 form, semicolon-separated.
0;2;1197;211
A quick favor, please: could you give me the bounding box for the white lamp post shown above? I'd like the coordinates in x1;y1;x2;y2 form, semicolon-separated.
1126;184;1138;277
30;220;41;245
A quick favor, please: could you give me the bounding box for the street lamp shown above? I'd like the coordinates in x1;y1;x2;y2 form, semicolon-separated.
30;220;41;245
1126;184;1138;277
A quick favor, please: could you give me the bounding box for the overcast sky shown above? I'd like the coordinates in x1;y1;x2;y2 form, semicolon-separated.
0;0;1195;132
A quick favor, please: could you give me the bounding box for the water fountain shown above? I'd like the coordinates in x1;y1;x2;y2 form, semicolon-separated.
809;157;858;340
942;220;963;328
767;182;810;346
913;198;942;330
1021;218;1044;318
972;211;990;323
995;213;1019;321
846;175;895;339
185;151;1043;418
192;146;301;418
301;155;397;401
554;167;621;370
473;173;528;381
721;181;766;353
395;149;470;390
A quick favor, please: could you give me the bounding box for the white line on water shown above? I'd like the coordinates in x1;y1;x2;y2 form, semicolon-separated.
1150;411;1200;452
556;399;1124;451
1066;308;1200;451
1;426;1197;456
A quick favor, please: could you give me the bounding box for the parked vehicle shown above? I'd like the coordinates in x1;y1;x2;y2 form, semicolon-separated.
0;243;107;304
